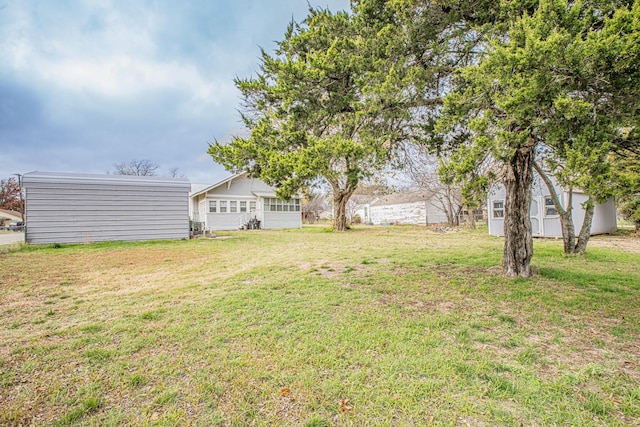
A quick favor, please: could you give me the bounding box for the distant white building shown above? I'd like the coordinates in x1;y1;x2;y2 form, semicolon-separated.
189;172;302;231
358;190;450;225
487;173;617;237
0;209;22;230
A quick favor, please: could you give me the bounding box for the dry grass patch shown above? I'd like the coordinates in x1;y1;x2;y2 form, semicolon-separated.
0;226;638;426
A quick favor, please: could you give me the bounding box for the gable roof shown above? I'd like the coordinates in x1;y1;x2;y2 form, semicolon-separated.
370;190;435;207
189;172;248;198
189;172;303;200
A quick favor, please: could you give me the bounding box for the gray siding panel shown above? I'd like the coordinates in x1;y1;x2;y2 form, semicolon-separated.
23;172;190;244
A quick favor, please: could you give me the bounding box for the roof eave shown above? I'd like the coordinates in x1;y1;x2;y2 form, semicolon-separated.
189;171;248;198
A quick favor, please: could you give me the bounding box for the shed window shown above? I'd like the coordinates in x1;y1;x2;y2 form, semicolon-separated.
219;201;227;213
544;197;558;216
493;200;504;218
208;200;216;213
230;201;237;213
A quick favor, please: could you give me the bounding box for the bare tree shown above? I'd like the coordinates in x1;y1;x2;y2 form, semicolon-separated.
0;177;22;213
113;159;159;176
400;144;465;227
302;191;329;224
167;168;184;179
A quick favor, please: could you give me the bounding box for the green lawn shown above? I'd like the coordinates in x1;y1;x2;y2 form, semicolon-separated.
1;226;638;426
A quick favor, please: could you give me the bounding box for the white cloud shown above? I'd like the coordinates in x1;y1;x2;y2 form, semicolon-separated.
0;0;351;182
40;55;210;97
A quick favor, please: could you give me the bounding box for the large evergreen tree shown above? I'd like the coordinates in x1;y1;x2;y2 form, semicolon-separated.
611;150;640;231
208;8;407;231
437;0;639;274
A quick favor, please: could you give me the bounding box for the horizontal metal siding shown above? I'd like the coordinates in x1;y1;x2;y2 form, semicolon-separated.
24;174;189;244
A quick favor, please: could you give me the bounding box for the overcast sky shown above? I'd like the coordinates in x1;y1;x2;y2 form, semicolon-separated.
0;0;350;184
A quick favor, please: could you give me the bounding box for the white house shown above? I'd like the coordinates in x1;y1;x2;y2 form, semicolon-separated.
189;172;302;231
488;173;617;237
360;190;450;225
0;209;22;230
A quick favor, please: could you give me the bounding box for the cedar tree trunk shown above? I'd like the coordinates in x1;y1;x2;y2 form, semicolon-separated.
559;209;577;253
575;198;595;254
332;189;354;232
533;161;594;255
467;209;476;230
503;142;535;277
534;162;577;254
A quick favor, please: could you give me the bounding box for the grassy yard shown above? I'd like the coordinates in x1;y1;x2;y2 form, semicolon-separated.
0;226;638;426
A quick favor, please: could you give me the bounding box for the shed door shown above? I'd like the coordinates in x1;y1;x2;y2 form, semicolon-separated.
530;197;543;237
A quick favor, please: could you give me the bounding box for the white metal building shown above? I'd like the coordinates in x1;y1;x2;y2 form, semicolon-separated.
487;174;617;237
22;171;191;244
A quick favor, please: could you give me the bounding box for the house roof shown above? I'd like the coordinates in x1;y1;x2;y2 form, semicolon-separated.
189;172;249;197
190;172;302;199
252;191;278;198
370;190;435;207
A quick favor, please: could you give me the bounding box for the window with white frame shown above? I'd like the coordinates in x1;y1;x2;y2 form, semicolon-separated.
544;197;558;216
492;200;505;218
265;198;301;212
209;199;257;214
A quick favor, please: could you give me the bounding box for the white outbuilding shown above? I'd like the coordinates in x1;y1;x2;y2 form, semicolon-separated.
487;173;617;238
22;171;191;244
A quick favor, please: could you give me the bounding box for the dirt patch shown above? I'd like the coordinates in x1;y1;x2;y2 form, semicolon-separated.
588;234;640;254
299;260;368;280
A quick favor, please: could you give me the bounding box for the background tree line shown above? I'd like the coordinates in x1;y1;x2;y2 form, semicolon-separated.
0;177;22;213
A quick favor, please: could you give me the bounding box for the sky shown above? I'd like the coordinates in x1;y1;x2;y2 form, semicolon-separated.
0;0;350;184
